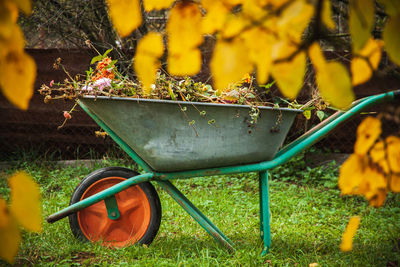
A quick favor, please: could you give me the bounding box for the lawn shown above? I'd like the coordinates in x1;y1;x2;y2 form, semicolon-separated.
1;154;400;266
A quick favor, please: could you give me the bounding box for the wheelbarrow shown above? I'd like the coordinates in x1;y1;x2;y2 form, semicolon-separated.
47;90;400;255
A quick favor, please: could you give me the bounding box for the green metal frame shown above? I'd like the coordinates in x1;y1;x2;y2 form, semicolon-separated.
46;90;399;255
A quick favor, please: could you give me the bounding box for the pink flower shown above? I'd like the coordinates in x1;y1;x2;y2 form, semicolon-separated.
50;80;54;87
93;77;112;91
63;111;72;120
81;84;93;91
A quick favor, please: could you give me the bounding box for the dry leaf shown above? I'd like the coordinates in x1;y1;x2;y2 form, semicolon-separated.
276;0;314;42
167;1;203;76
106;0;142;37
390;173;400;193
322;0;335;29
351;38;383;85
210;38;252;92
0;50;36;110
386;135;400;173
168;48;202;76
143;0;174;11
221;14;247;39
354;116;381;156
370;140;390;173
0;216;21;264
9;171;42;232
134;32;164;95
338;154;366;195
383;13;400;65
309;43;354;109
271;51;306;100
340;216;360;252
242;27;274;84
349;0;375;52
201;0;230;34
0;198;10;228
167;1;203;54
13;0;31;15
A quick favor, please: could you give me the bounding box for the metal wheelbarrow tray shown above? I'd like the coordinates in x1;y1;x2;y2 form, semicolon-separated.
79;96;301;172
47;90;400;255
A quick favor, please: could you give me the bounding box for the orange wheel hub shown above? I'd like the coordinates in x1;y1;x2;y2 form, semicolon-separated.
77;177;151;248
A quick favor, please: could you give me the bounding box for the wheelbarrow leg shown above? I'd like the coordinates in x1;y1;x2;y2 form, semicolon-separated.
156;180;234;252
259;170;271;256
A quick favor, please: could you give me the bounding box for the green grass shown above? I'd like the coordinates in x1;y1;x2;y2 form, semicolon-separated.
1;157;400;266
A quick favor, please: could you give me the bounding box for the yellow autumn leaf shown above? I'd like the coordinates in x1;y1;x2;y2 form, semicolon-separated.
309;42;354;109
0;1;19;40
221;0;244;7
201;0;230;34
351;58;373;86
351;38;383;85
316;62;353;109
378;0;400;17
210;38;253;92
386;135;400;173
134;32;164;95
9;171;42;232
221;14;248;39
242;0;268;21
242;27;274;84
390;173;400;193
307;42;325;70
368;188;387;207
266;0;290;9
354;116;381;156
167;1;203;54
276;0;314;43
349;0;375;52
322;0;335;29
168;48;202;76
271;51;306;100
359;165;387;206
106;0;142;37
12;0;31;15
143;0;174;11
370;140;390;173
338;154;366;195
0;216;21;264
167;1;203;76
340;216;360;252
383;13;400;66
0;50;36;110
0;24;25;57
0;198;9;228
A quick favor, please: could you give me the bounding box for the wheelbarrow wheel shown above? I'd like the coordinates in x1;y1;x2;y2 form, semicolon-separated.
68;167;161;248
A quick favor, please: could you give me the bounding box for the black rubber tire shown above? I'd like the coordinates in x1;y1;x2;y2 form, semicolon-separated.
68;167;161;246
